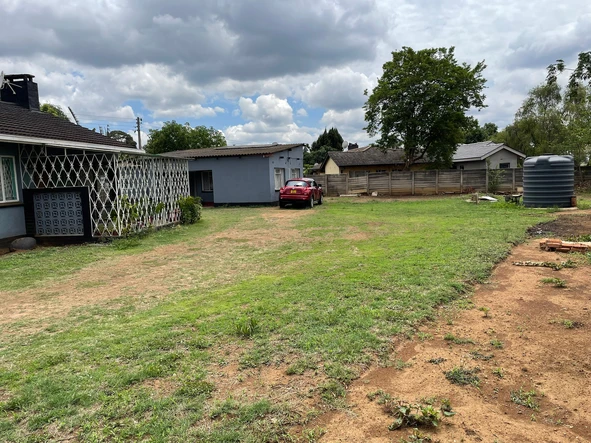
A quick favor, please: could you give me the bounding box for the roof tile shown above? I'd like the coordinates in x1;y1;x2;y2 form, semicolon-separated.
0;102;131;149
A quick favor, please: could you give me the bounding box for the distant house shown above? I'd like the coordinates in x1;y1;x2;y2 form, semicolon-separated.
319;146;430;177
316;142;525;175
167;144;304;205
0;74;189;242
452;141;525;170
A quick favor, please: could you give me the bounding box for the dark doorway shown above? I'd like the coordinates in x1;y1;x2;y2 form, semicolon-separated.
189;171;214;205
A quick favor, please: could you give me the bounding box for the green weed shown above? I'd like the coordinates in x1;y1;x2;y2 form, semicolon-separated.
443;333;475;345
540;277;567;288
490;339;504;349
234;317;259;338
510;388;540;411
444;367;480;387
492;367;505;378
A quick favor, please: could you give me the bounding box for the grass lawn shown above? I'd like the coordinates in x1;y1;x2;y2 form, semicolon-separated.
0;198;551;442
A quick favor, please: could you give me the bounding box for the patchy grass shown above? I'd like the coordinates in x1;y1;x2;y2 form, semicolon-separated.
443;333;476;345
540;277;567;288
0;198;550;441
444;367;481;387
510;388;541;411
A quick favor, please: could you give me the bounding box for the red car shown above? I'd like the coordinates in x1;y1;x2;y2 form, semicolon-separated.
279;178;323;208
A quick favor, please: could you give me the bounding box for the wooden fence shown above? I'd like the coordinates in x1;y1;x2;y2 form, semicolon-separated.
308;169;524;197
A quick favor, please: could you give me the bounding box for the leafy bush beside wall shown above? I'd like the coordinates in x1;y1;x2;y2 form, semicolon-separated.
178;196;202;224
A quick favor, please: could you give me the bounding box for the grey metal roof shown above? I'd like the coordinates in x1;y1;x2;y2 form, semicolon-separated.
166;143;304;159
453;142;526;162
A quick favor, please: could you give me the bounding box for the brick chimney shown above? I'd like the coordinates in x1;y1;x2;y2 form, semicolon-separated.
1;74;40;111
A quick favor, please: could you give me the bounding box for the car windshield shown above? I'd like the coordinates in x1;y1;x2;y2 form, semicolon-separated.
285;180;308;187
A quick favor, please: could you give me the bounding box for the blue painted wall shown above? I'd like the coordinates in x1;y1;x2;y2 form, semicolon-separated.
0;142;25;239
187;146;304;204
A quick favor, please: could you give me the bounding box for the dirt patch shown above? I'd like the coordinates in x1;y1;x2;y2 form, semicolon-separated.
306;237;591;442
528;213;591;238
0;207;312;329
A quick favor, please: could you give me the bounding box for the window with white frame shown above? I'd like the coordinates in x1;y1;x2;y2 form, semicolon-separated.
290;168;300;179
0;156;18;203
201;170;213;192
274;168;285;190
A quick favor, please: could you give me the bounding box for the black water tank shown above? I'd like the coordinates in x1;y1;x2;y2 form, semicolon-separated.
523;155;574;208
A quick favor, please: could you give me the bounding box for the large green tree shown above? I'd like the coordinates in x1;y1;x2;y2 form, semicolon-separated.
364;47;487;168
493;82;591;166
304;127;344;166
145;121;226;154
40;103;69;121
547;50;591;96
107;130;137;148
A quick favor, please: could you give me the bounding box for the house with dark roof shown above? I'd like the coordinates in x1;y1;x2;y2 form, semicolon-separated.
0;74;189;242
319;146;430;177
167;144;304;205
317;142;525;176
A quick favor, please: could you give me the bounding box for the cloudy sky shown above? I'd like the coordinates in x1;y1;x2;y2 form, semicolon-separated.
1;0;590;147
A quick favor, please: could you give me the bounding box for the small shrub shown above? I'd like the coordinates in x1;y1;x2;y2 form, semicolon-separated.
234;317;259;338
470;351;494;361
540;277;567;288
487;167;504;194
444;367;480;387
556;319;583;329
479;306;491;318
490;339;504;349
443;333;475;345
492;367;504;378
367;389;391;403
510;388;540;410
427;357;446;365
178;196;202;224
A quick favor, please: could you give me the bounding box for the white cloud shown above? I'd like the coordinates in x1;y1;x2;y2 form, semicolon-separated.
225;122;316;145
301;67;374;111
227;94;315;144
296;108;308;117
238;94;293;126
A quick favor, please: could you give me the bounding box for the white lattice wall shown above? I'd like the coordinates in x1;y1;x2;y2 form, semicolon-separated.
20;145;189;237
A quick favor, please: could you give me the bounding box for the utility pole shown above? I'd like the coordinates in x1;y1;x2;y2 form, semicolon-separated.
136;117;143;150
68;106;80;125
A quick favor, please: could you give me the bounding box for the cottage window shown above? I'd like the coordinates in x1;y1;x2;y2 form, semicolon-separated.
0;156;18;203
499;163;510;169
349;170;367;178
274;168;285;190
201;170;213;192
290;168;301;179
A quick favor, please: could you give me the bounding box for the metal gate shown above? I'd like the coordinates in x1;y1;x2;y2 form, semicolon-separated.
34;191;84;236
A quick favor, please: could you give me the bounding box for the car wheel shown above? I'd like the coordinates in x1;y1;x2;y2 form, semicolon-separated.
309;194;314;208
279;200;286;209
318;194;323;205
